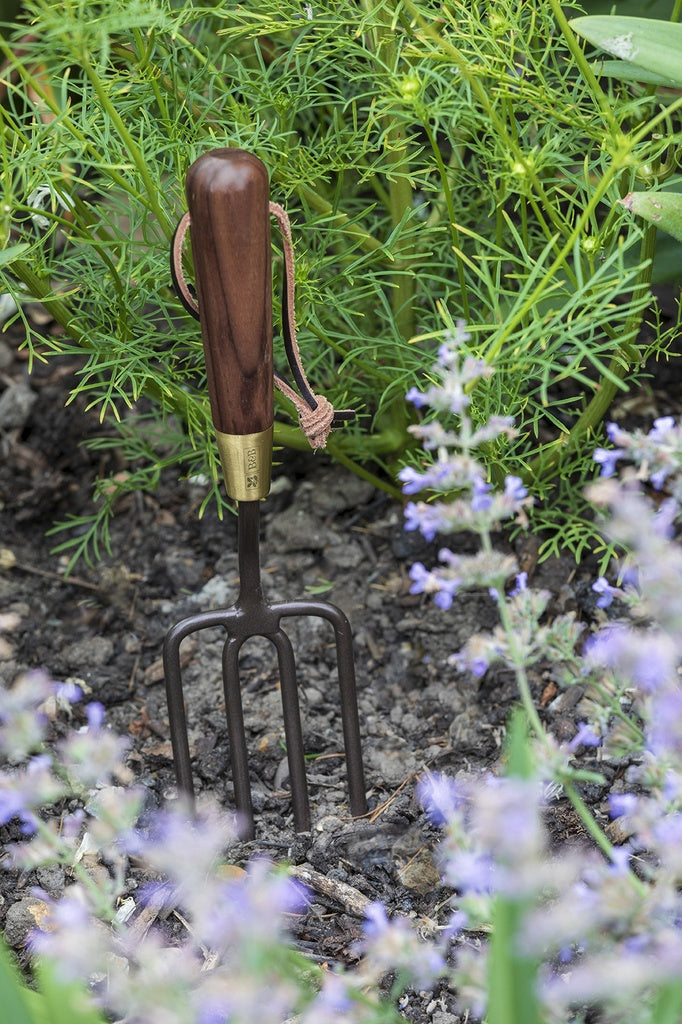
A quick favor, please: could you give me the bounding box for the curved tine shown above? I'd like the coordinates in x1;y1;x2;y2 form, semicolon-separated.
270;629;311;832
222;635;255;840
163;626;195;802
163;609;243;804
274;601;368;818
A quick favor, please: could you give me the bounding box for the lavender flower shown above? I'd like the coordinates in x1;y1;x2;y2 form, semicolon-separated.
358;902;446;990
592;575;620;608
593;445;625;477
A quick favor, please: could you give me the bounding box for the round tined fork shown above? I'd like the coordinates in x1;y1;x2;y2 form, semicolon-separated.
162;149;368;838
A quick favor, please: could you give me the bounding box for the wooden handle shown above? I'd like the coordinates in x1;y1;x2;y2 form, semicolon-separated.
185;148;273;437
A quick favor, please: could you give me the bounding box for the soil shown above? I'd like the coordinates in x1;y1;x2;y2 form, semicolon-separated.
0;307;679;1022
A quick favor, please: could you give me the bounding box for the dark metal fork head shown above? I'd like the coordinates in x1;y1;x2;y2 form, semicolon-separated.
163;501;368;839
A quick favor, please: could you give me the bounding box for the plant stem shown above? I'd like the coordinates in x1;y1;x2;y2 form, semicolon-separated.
79;56;173;240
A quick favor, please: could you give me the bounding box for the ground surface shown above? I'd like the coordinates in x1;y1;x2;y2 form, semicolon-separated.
0;310;678;1022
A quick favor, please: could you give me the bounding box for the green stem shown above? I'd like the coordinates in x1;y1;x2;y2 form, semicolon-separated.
486;532;647;891
422;119;469;319
547;0;622;135
79;55;173;240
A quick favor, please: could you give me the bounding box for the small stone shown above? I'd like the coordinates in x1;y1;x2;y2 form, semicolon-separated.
4;897;53;948
36;864;66;896
63;636;114;670
310;472;375;515
0;382;37;431
267;508;326;552
324;539;366;570
397;848;442;894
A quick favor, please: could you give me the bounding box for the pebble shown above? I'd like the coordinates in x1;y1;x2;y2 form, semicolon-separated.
63;635;114;670
267;508;327;552
308;472;376;515
36;864;66;897
324;539;366;569
0;382;37;431
4;896;53;948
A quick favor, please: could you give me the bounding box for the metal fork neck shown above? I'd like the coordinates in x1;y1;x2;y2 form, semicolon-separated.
236;501;265;609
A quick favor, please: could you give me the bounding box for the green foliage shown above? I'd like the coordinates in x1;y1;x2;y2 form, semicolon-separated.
0;0;681;562
0;936;105;1024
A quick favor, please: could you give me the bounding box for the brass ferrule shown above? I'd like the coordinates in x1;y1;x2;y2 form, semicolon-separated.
216;426;273;501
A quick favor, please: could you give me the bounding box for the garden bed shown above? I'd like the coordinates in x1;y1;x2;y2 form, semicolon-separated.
3;315;679;1021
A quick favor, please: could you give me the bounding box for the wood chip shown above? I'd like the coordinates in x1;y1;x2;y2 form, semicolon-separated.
143;635;197;686
289;865;371;919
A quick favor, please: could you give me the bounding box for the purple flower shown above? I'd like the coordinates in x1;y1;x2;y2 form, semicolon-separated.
408;561;434;595
406;386;428;408
608;793;637;819
503;475;527;505
444;849;497;893
54;680;83;704
568;722;602;752
592;576;620;609
608;844;632;875
593;447;624;478
85;702;106;729
398;465;425;494
648;416;676;443
471;476;492;511
403;500;446;541
509;571;528;597
417;772;463;826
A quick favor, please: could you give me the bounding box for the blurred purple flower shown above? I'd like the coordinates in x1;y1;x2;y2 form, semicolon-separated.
86;702;106;729
609;793;638;819
592;576;620;609
54;680;83;704
593;447;624;478
503;474;527;506
568;722;601;752
398;465;426;494
471;477;492;511
444;849;497;894
648;416;676;443
406;386;428;408
509;571;528;597
649;688;682;756
417;772;463;826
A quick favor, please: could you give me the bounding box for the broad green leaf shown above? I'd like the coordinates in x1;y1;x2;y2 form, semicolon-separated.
0;242;30;267
570;15;682;86
596;59;679;86
0;940;34;1024
619;191;682;243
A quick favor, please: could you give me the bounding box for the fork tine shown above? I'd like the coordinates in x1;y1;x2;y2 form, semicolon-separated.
271;629;311;832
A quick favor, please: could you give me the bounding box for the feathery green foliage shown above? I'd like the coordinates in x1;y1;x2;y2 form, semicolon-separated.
1;0;681;563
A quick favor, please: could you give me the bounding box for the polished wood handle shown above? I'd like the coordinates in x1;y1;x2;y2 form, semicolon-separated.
185;148;273;437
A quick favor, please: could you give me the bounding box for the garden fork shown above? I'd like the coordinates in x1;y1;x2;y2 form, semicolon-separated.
163;149;368;838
